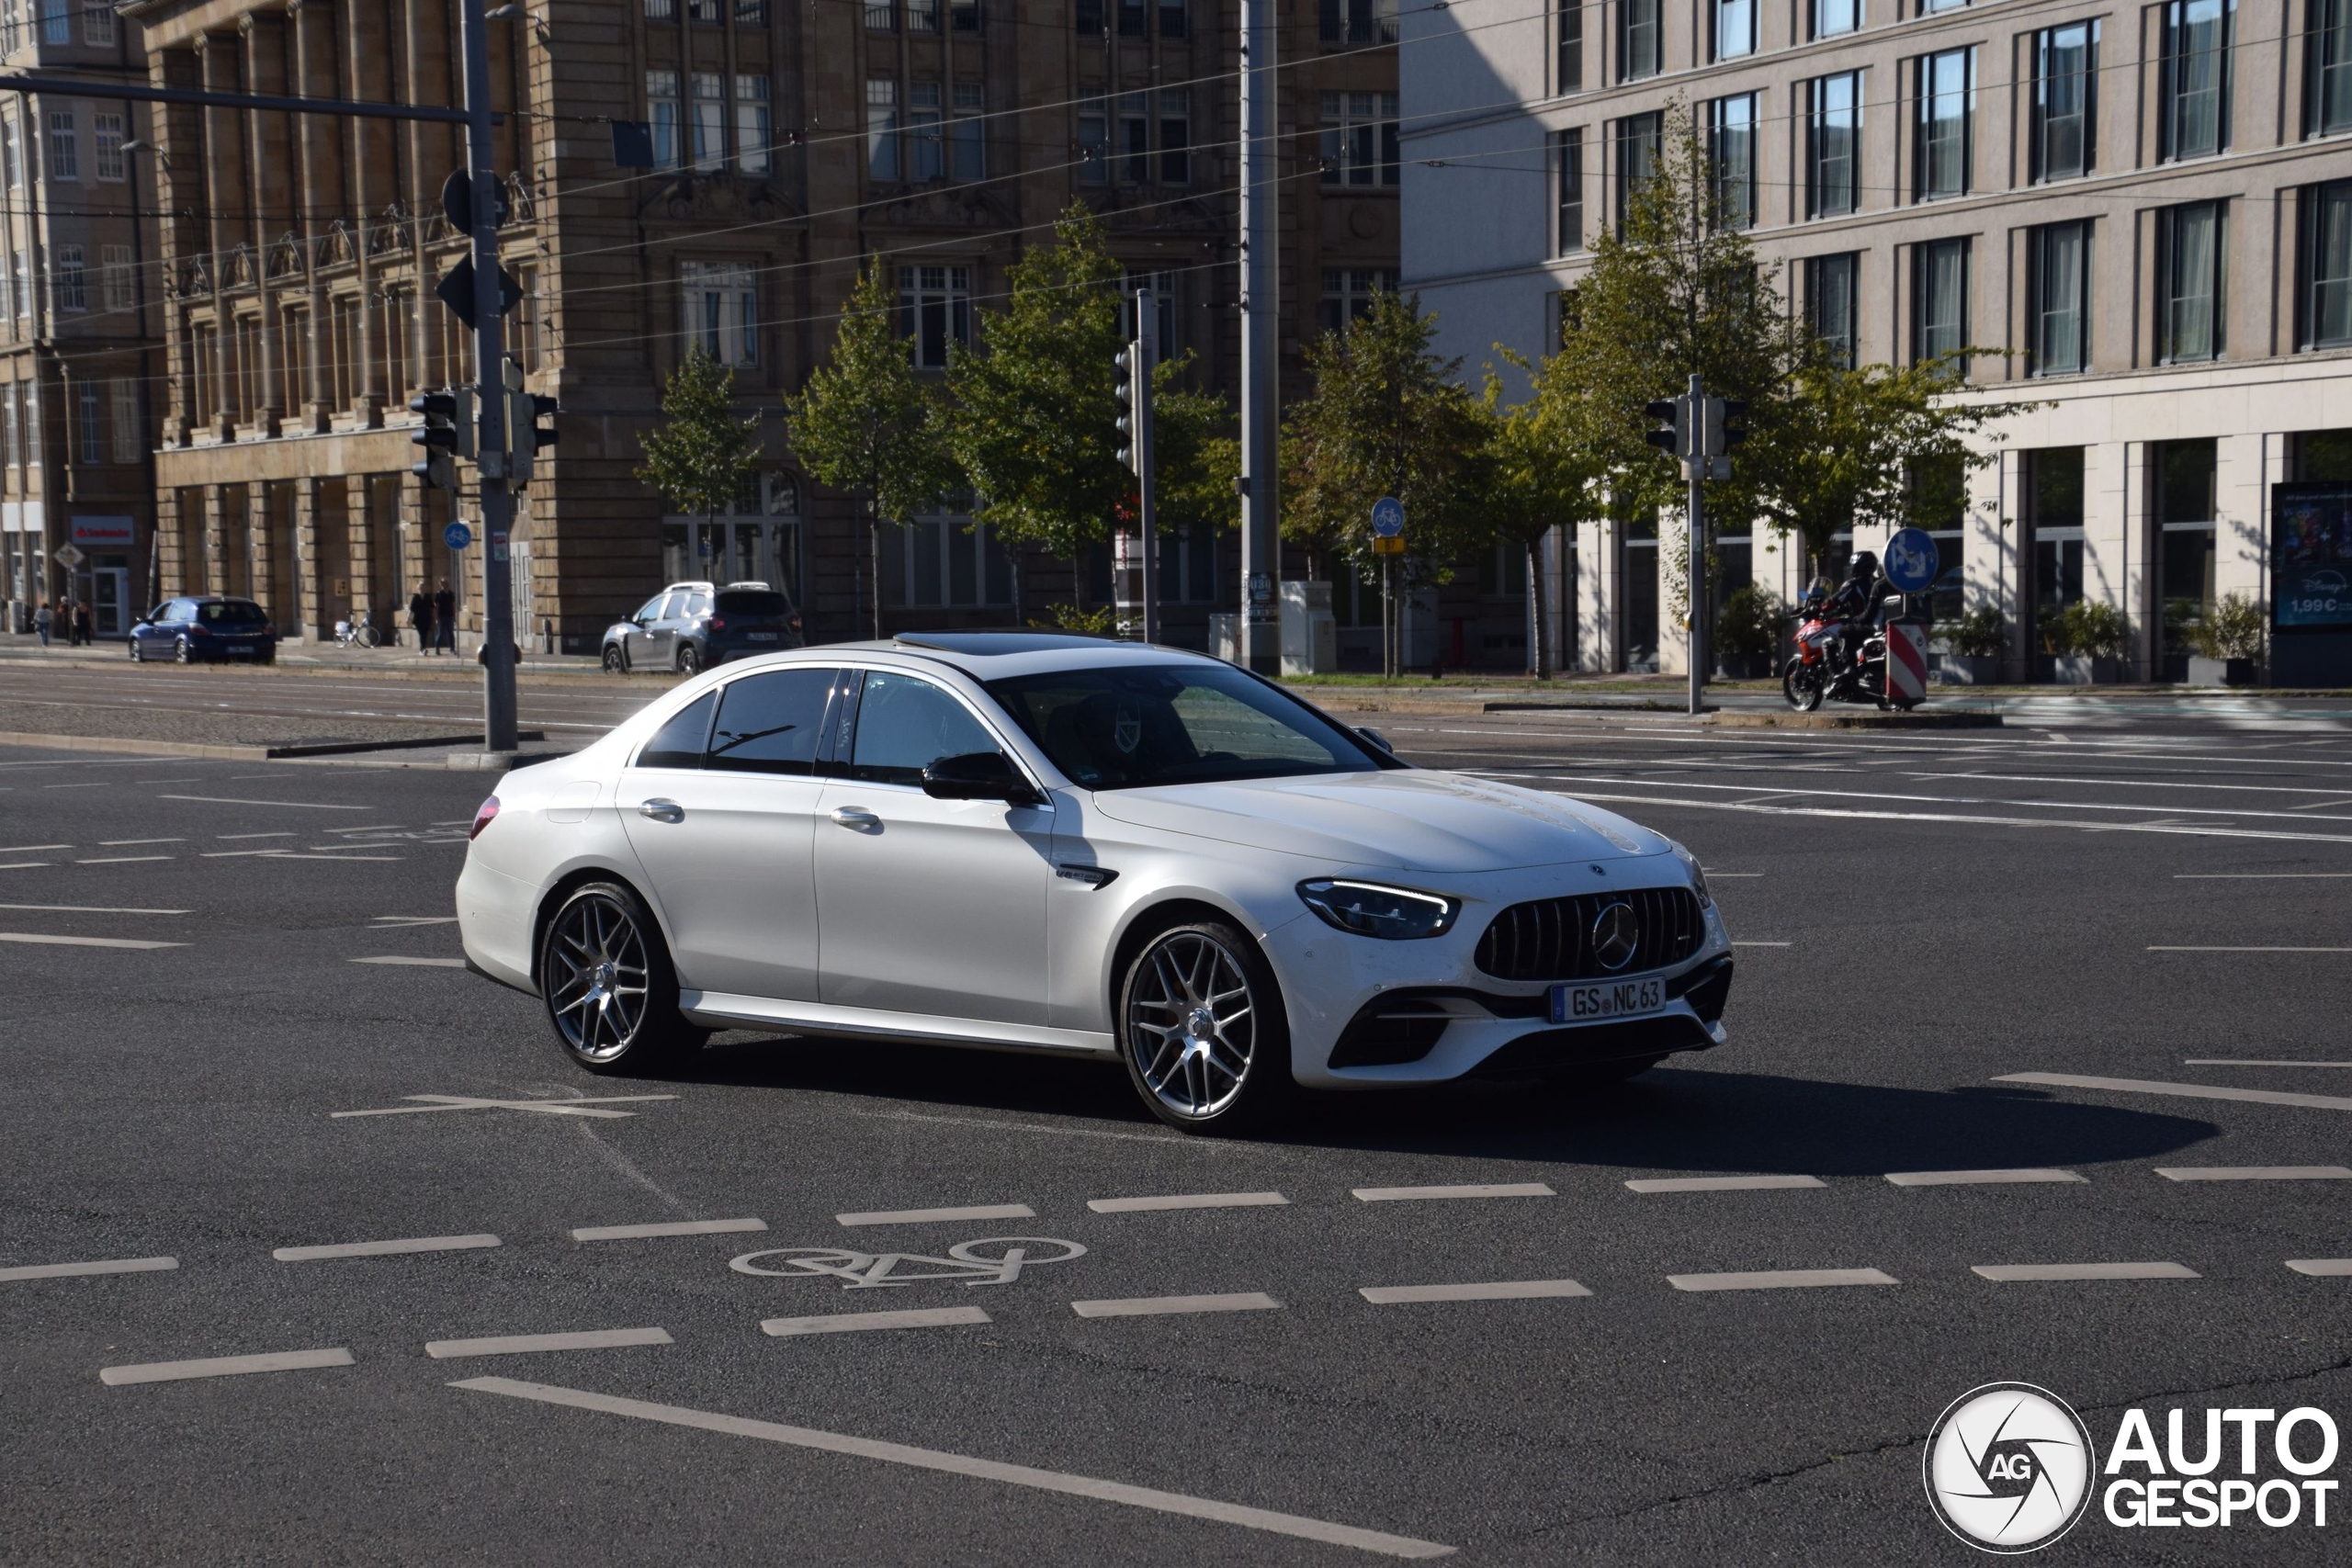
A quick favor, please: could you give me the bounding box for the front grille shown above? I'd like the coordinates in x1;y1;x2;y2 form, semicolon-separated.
1473;886;1705;981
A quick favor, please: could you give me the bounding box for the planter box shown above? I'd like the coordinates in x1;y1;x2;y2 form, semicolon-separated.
1716;652;1772;680
1932;654;1999;685
2187;655;2256;686
2036;654;2121;685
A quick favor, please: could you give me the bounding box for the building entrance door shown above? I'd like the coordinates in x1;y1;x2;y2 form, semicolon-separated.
90;566;130;637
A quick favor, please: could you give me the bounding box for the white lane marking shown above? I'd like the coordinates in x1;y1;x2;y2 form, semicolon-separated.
1997;1072;2352;1113
74;855;175;864
1703;872;1765;877
1359;1280;1591;1304
449;1375;1454;1560
835;1203;1035;1227
199;849;295;858
42;782;108;789
0;931;185;950
424;1327;673;1359
216;831;296;840
2287;1259;2352;1277
1730;941;1793;947
1626;1175;1826;1192
1526;786;2352;847
1884;1168;2086;1187
1668;1269;1899;1292
2184;1059;2352;1067
350;955;465;967
1087;1191;1289;1214
2149;945;2352;953
0;1255;177;1282
2176;873;2352;878
157;795;372;810
0;844;72;852
2154;1166;2352;1181
763;1306;992;1337
0;903;188;915
373;915;459;926
97;838;184;846
332;1094;676;1120
273;1233;501;1262
1917;771;2352;797
1070;1292;1283;1318
1351;1183;1555;1202
572;1217;767;1242
1973;1261;2199;1281
101;1348;354;1386
1500;770;2352;824
0;862;53;870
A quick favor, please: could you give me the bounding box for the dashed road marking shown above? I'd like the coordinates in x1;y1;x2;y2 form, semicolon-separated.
0;862;52;870
1884;1168;2086;1187
2184;1059;2352;1067
448;1376;1456;1560
2155;1166;2352;1181
1731;941;1793;947
1087;1191;1289;1213
1996;1072;2352;1113
216;832;296;840
835;1203;1035;1227
0;1255;177;1283
72;856;175;865
572;1217;766;1242
0;931;185;950
100;1348;354;1386
350;955;465;967
1973;1261;2199;1281
274;1234;501;1262
1626;1175;1825;1192
97;839;184;846
1668;1269;1899;1292
0;844;71;852
2149;945;2352;953
1351;1183;1555;1202
0;902;189;915
762;1306;992;1337
424;1327;673;1359
159;795;371;810
1071;1292;1283;1318
2287;1259;2352;1277
1360;1280;1591;1304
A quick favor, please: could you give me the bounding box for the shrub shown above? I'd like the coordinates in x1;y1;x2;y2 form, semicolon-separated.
2191;592;2266;660
1714;585;1786;661
2052;600;2129;660
1942;605;2006;658
1031;603;1123;637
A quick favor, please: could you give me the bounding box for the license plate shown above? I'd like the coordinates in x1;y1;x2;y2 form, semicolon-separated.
227;644;254;653
746;631;778;641
1549;976;1664;1024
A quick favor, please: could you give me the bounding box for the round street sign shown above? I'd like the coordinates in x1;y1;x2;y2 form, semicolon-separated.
444;522;474;551
1884;527;1939;594
1371;496;1405;538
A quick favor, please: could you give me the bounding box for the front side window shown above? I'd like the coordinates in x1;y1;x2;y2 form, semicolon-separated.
1556;128;1585;254
1709;95;1756;231
988;665;1382;790
1320;92;1400;186
848;671;1002;787
1807;252;1860;367
1616;110;1661;225
2159;200;2225;363
867;78;899;181
2302;178;2352;348
1808;72;1860;218
898;265;971;369
707;668;837;776
2313;0;2352;136
1916;49;1972;200
639;691;718;771
1621;0;1660;81
2030;221;2090;375
2031;22;2097;182
2162;0;2232;160
680;262;758;366
1714;0;1753;60
1914;236;1969;364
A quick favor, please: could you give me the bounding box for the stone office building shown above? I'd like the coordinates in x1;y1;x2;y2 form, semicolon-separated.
119;0;1400;654
1404;0;2352;682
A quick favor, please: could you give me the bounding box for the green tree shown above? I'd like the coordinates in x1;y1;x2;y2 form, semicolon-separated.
636;345;763;538
781;260;957;637
1151;358;1240;540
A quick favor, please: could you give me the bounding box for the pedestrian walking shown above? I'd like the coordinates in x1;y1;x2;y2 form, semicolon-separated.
71;601;91;647
33;599;51;647
409;582;435;653
433;580;457;655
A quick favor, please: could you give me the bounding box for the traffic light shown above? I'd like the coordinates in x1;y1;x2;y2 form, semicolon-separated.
1644;398;1683;458
1114;343;1145;475
1718;399;1748;453
503;355;560;491
409;387;473;491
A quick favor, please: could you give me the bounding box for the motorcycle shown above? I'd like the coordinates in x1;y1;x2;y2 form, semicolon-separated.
1782;602;1916;713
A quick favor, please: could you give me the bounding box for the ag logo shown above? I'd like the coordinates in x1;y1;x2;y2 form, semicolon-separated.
1924;1382;2096;1553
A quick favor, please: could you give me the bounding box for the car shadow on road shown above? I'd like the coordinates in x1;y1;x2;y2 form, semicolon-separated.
666;1034;2216;1178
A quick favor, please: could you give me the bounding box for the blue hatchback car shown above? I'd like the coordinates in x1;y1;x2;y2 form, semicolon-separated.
129;596;278;664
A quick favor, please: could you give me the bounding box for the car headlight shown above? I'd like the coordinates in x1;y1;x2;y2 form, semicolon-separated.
1672;845;1713;908
1296;879;1460;940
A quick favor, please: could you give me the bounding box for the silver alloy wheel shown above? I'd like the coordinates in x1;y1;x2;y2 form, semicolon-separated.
1127;931;1257;1119
546;893;652;1061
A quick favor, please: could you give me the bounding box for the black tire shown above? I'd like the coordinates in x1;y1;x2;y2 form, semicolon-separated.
675;642;701;676
602;643;627;674
537;881;707;1075
1116;918;1294;1134
127;637;140;661
1781;657;1824;713
174;637;193;665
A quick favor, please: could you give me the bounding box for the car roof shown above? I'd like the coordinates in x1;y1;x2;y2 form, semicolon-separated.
710;634;1225;682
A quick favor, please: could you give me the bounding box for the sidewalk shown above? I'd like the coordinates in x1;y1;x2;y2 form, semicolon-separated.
0;629;617;681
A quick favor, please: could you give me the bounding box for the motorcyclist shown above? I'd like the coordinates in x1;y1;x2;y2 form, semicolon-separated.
1820;551;1887;676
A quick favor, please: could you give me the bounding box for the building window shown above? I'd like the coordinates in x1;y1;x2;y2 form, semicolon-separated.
111;378;138;463
14;251;27;320
78;382;98;466
2156;439;2219;655
1118;0;1146;38
93;113;123;182
910;83;944;181
736;76;772;175
898;265;971;369
2030;221;2089;376
1555;128;1585;254
46;111;75;182
2301;178;2352;349
2157;201;2224;363
1922;0;1966;12
1159;0;1185;39
1320;268;1396;335
952;84;985;181
909;0;939;31
1320;92;1399;187
882;507;1012;608
2029;447;2086;634
686;0;718;19
867;79;899;181
1814;0;1859;37
1807;253;1860;367
648;72;681;170
56;244;84;311
681;262;757;367
1077;0;1102;31
2161;0;2231;161
738;0;770;21
1914;49;1972;201
100;244;130;313
1615;110;1661;225
1913;236;1968;364
1709;95;1756;231
1318;0;1398;45
81;0;114;43
953;0;981;30
1078;96;1108;185
1807;73;1860;219
1620;0;1660;81
41;0;66;43
645;0;674;16
690;73;724;172
865;0;895;29
1159;91;1190;185
2312;0;2352;136
1713;0;1754;61
1118;93;1148;184
2;118;16;190
1556;0;1582;93
2030;22;2097;182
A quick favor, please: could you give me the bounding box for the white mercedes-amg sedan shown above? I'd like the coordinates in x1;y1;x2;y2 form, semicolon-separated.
456;632;1735;1132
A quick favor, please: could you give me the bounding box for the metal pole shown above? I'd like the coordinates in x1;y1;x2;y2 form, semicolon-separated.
1237;0;1278;674
1686;373;1704;717
460;0;516;750
1135;288;1159;645
1381;556;1393;680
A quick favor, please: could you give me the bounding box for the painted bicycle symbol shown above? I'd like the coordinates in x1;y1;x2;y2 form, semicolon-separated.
729;1235;1088;1291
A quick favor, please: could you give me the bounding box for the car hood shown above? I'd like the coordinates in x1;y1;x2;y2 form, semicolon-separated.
1084;769;1672;873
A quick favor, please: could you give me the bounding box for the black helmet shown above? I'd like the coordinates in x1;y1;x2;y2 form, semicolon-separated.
1849;550;1878;581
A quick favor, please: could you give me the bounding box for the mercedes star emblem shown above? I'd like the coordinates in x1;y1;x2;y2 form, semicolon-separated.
1590;902;1639;971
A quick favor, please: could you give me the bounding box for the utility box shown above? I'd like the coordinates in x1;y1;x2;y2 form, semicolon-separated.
1209;613;1240;663
1280;580;1337;676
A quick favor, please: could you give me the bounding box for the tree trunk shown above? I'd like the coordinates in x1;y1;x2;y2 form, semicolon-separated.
869;513;882;640
1526;536;1550;680
1010;553;1024;626
1069;553;1087;615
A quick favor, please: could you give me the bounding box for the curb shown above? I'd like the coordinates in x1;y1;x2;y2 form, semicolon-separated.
1702;710;2004;729
0;728;548;761
0;649;657;690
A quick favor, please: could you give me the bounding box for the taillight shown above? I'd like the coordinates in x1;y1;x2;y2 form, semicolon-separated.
709;616;727;631
788;615;802;632
469;795;501;840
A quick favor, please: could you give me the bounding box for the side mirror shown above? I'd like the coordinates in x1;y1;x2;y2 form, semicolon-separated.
1355;726;1396;756
922;750;1042;807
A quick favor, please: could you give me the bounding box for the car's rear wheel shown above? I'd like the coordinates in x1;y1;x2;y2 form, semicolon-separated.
602;643;627;674
675;643;701;676
174;637;192;664
539;881;707;1074
1118;919;1292;1134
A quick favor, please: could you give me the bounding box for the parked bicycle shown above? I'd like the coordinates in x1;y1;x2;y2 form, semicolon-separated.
333;608;381;649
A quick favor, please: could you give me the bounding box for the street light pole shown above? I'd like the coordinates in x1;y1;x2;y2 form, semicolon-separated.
1686;372;1704;717
1237;0;1278;673
460;0;516;751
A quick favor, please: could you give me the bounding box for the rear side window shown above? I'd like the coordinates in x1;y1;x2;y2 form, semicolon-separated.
707;668;837;775
716;591;787;616
637;692;717;770
684;592;713;618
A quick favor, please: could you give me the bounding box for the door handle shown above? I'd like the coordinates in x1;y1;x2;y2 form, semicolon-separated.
638;798;684;823
830;807;880;829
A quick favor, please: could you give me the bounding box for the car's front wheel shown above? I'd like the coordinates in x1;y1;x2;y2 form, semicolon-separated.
602;643;627;674
1117;919;1292;1134
538;881;707;1074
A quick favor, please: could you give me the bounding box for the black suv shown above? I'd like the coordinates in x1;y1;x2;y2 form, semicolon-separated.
599;581;803;674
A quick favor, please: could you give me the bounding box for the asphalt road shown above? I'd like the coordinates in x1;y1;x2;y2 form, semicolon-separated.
4;702;2351;1565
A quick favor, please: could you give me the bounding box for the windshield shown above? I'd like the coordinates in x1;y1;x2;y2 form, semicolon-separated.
199;601;268;626
987;664;1382;790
